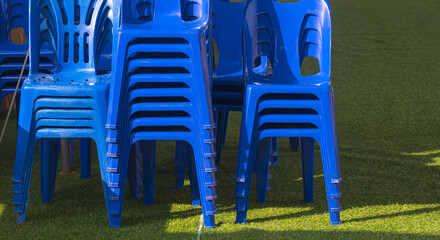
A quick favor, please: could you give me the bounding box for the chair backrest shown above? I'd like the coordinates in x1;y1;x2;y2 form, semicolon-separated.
29;0;120;75
0;0;29;46
243;0;331;85
121;0;209;29
212;0;244;76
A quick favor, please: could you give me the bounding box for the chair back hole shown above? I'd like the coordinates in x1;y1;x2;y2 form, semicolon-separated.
9;27;26;44
213;38;219;69
300;56;320;76
253;56;272;76
181;0;202;22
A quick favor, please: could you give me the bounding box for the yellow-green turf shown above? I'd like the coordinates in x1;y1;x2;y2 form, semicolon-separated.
0;0;439;239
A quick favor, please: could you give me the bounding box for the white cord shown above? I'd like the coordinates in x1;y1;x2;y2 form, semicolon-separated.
0;48;29;144
196;214;204;240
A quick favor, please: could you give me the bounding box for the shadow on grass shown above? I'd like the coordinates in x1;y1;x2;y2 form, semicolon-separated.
202;229;439;240
1;105;440;238
0;111;204;239
215;140;440;225
210;111;440;227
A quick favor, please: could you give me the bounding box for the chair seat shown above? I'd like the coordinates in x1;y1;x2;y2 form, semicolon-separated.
213;69;243;84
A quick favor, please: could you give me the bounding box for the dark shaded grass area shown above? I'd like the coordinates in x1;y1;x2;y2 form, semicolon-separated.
0;0;440;239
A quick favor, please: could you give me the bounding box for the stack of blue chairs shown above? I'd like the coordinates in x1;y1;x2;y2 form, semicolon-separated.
172;0;247;194
8;0;342;229
11;0;119;226
105;0;218;228
209;0;286;166
172;0;246;210
234;0;342;225
210;0;245;162
173;0;287;202
0;0;53;115
1;0;94;180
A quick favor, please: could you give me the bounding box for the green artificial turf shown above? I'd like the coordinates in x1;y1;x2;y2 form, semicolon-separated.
1;0;440;239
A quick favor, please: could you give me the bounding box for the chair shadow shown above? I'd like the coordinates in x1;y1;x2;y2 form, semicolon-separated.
0;122;205;237
1;109;440;236
211;111;440;226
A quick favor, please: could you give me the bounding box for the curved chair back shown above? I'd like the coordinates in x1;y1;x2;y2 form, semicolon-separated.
243;0;331;85
211;0;244;77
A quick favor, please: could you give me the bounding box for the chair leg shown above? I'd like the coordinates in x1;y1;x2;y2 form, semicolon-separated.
234;96;260;223
289;137;300;152
234;95;261;223
269;137;278;167
300;137;315;203
128;143;142;199
12;123;37;223
319;90;342;225
220;111;229;150
80;138;91;179
40;138;60;203
186;142;200;206
192;133;217;229
214;111;223;165
257;138;271;203
320;137;342;225
174;140;187;189
235;132;259;224
69;138;75;166
100;139;125;228
15;94;21;124
142;140;157;206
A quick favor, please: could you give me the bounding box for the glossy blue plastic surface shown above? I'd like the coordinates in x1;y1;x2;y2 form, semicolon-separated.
210;0;245;164
173;0;290;201
174;0;292;198
11;0;118;226
234;0;342;225
211;0;245;110
105;0;218;228
0;0;54;113
172;0;245;195
173;0;246;191
1;0;92;202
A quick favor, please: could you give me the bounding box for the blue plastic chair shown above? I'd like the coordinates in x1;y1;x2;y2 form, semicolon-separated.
105;0;218;228
234;0;342;225
0;0;94;181
210;0;245;163
210;0;299;162
11;0;119;226
0;0;53;114
174;0;287;193
173;0;292;203
173;0;246;191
